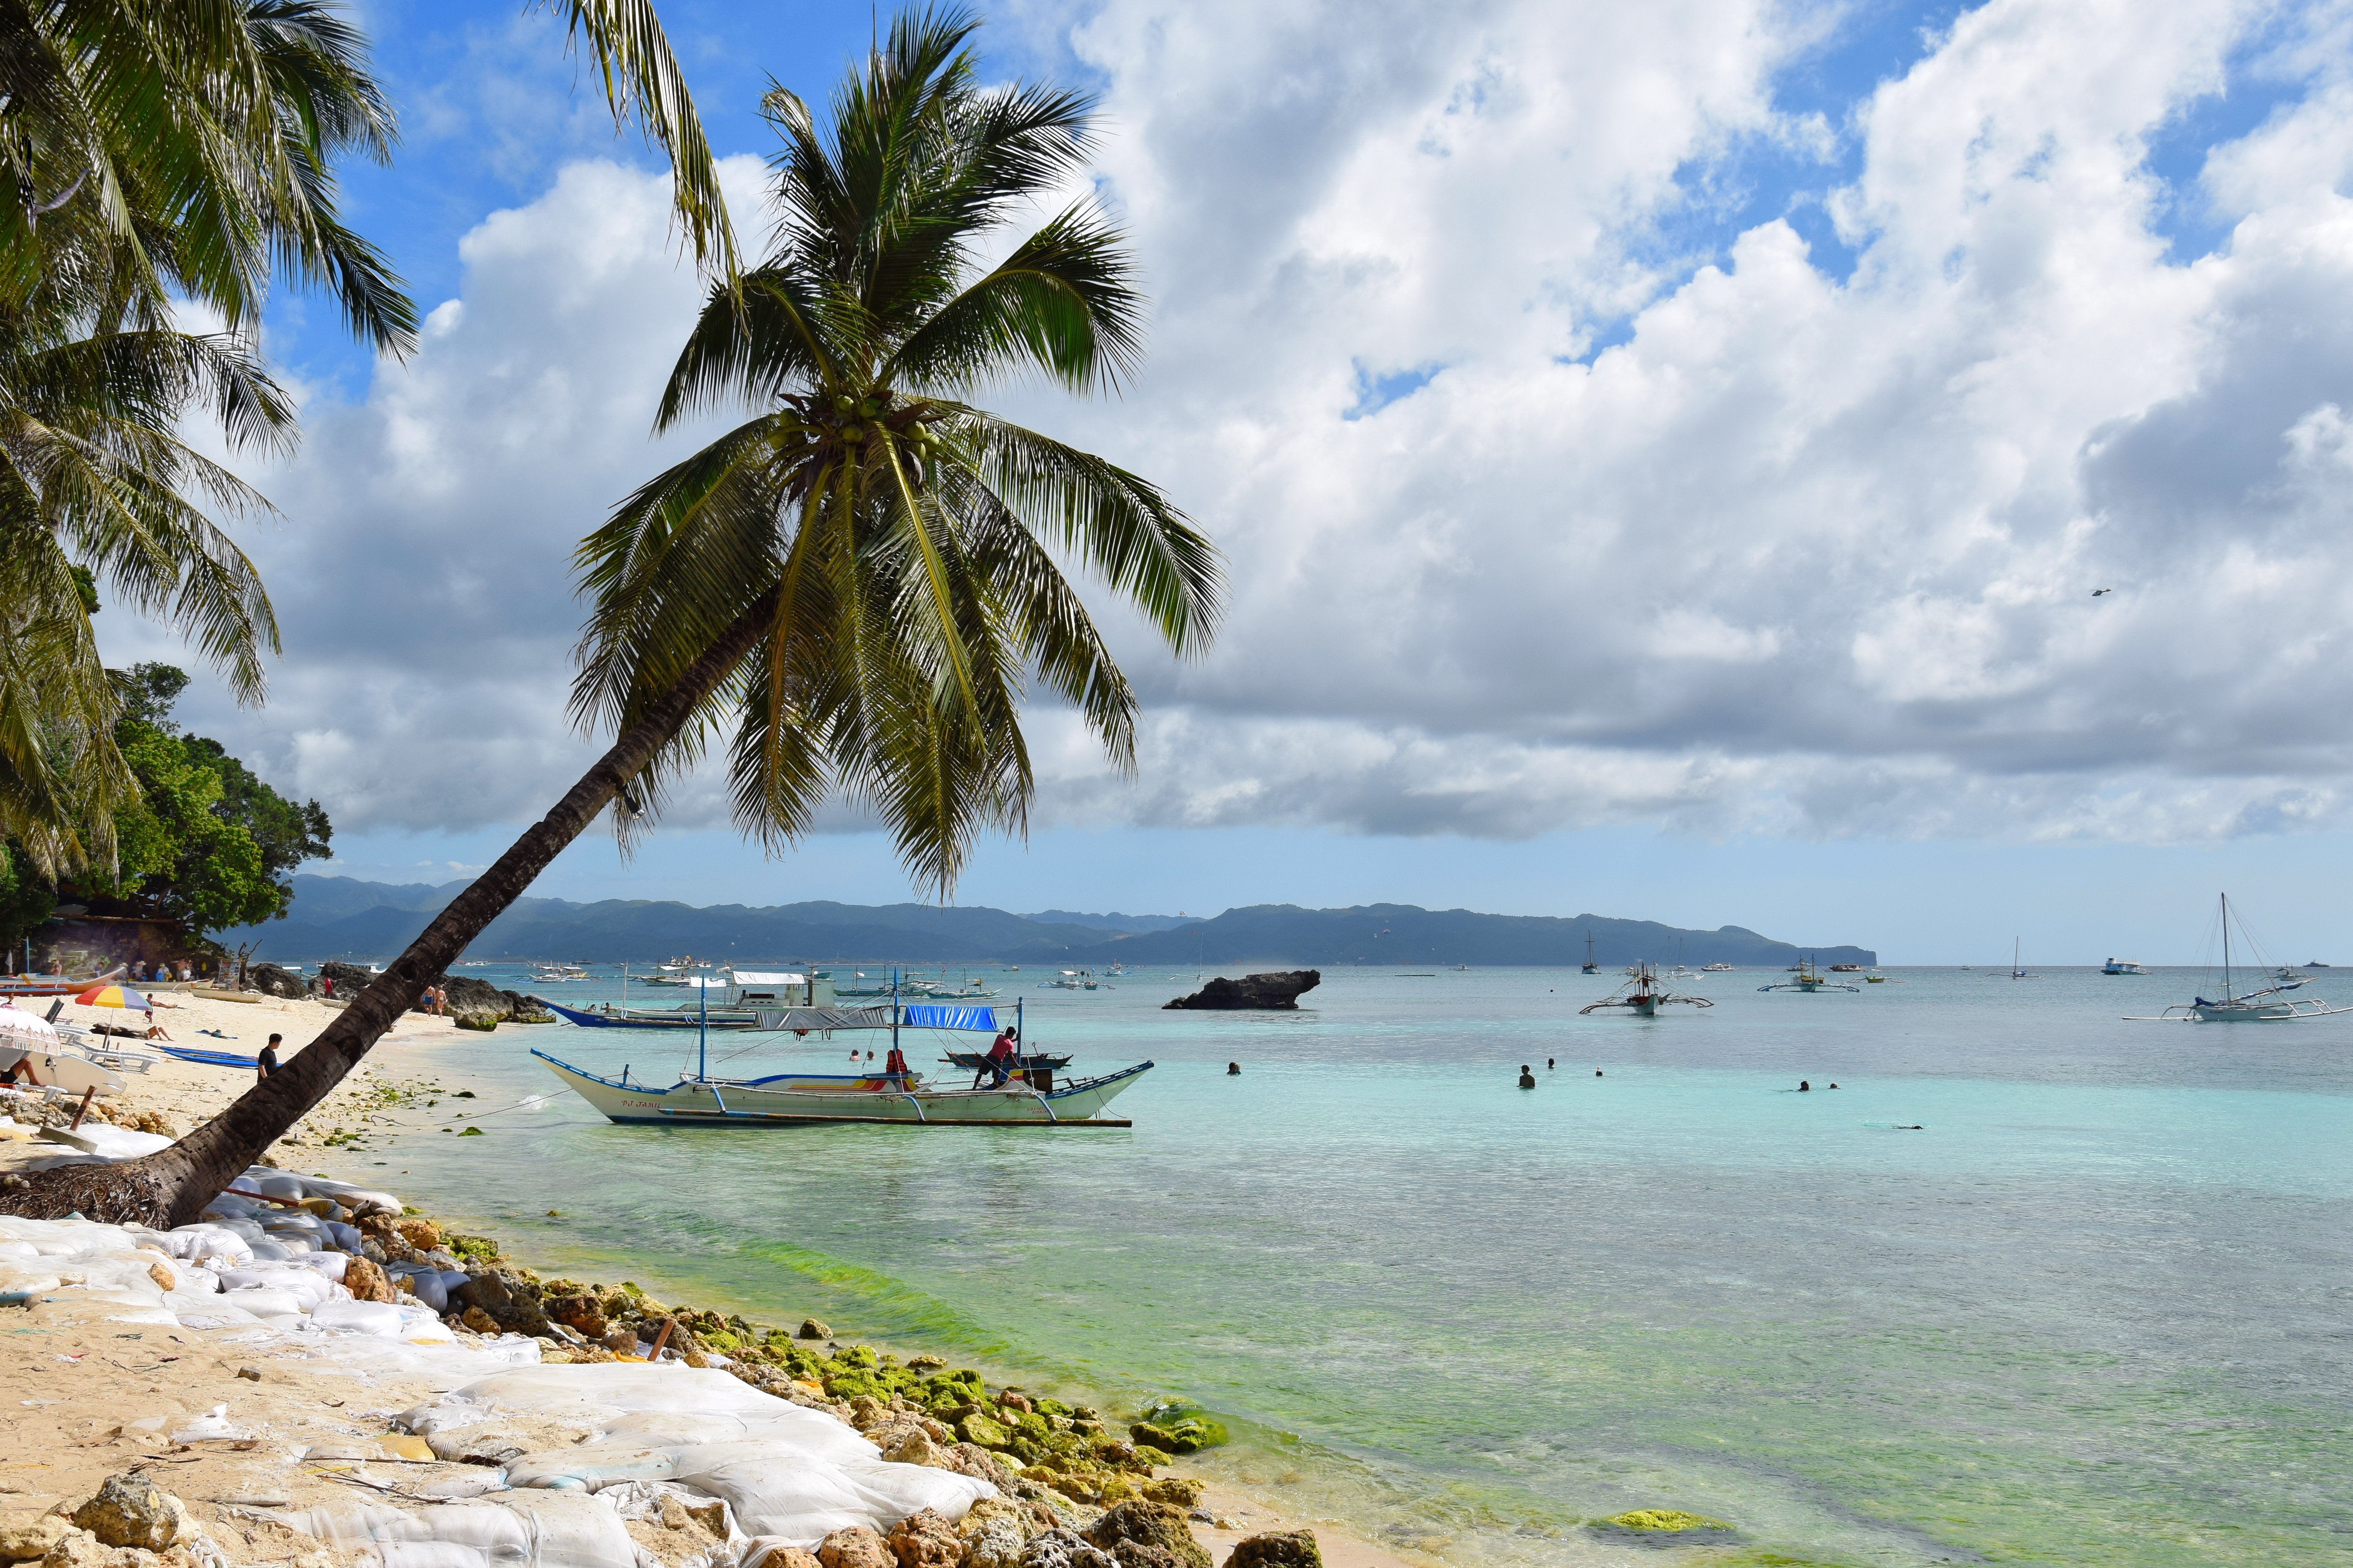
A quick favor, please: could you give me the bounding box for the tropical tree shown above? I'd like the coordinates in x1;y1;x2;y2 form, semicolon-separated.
0;3;1221;1226
0;0;735;868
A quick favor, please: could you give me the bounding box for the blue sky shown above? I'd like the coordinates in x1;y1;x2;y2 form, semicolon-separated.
94;0;2353;961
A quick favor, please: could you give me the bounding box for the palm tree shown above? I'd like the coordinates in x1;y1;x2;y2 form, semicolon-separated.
0;0;737;863
0;3;1220;1227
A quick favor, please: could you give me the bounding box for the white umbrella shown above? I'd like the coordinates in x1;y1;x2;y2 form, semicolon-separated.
0;1006;61;1049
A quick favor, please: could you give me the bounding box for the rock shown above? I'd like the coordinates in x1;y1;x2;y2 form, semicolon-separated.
798;1318;833;1339
1111;1545;1181;1568
816;1527;893;1568
999;1393;1032;1414
0;1514;68;1562
1221;1535;1320;1568
453;1270;549;1336
1161;972;1320;1011
603;1326;639;1354
1137;1481;1202;1509
248;963;305;999
1084;1505;1208;1568
758;1552;824;1568
34;1529;110;1568
884;1432;945;1468
546;1294;607;1338
956;1498;1036;1568
946;1445;1021;1489
1597;1511;1733;1534
459;1306;501;1335
343;1256;397;1304
885;1509;960;1568
656;1495;727;1537
71;1474;187;1550
957;1412;1012;1450
1019;1532;1115;1568
393;1216;442;1250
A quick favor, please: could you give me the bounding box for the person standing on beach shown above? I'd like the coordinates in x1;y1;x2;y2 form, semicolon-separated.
257;1034;281;1082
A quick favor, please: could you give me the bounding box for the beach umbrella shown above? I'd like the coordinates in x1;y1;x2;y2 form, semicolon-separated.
0;1006;60;1048
73;985;149;1010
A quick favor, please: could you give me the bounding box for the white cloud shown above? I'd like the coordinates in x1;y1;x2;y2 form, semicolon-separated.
113;0;2353;853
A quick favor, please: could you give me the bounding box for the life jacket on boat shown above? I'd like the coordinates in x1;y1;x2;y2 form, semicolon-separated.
885;1047;908;1076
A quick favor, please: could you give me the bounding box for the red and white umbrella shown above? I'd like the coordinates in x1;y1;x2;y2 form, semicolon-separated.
0;1004;61;1049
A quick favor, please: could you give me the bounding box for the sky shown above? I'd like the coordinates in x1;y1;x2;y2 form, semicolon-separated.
87;0;2353;962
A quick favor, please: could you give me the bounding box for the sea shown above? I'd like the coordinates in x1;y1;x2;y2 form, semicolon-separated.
319;962;2353;1568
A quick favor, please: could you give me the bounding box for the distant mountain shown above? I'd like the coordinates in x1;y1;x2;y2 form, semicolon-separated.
1020;909;1200;934
217;877;1872;968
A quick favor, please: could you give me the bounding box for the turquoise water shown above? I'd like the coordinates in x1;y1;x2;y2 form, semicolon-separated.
333;966;2353;1567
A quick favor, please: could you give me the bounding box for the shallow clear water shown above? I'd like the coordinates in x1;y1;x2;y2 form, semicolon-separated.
340;964;2353;1567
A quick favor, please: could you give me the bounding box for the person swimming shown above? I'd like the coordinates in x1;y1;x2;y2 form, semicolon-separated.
1595;1068;1603;1077
1799;1080;1811;1091
1517;1065;1536;1089
1546;1057;1556;1069
1226;1061;1241;1075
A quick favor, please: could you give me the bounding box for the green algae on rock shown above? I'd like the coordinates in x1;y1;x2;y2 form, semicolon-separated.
1598;1509;1736;1532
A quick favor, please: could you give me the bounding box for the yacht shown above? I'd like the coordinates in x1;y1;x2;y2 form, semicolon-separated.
2102;959;2146;975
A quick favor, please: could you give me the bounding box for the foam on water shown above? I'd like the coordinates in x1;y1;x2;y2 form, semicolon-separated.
389;965;2353;1566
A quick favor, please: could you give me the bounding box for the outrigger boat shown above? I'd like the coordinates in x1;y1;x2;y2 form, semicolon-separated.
1758;959;1860;994
536;976;1150;1126
2127;894;2353;1023
1580;962;1712;1017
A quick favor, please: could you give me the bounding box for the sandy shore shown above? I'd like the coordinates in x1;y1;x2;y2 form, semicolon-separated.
0;1000;1427;1568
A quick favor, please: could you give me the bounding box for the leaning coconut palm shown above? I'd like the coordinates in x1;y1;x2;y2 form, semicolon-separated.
0;2;1219;1227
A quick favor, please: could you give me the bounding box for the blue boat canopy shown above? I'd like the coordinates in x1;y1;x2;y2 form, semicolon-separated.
901;1004;1001;1032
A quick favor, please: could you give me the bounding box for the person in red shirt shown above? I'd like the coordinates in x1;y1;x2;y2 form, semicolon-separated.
982;1028;1017;1087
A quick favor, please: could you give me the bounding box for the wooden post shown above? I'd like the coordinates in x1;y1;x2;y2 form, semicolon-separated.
649;1316;676;1360
68;1087;94;1130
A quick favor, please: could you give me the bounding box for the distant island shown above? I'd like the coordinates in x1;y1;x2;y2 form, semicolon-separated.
219;875;1876;968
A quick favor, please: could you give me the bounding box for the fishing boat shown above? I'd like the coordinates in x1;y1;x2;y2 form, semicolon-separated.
1758;959;1859;994
535;985;1147;1126
2102;958;2146;975
1579;963;1713;1017
1700;962;1734;972
2128;894;2353;1022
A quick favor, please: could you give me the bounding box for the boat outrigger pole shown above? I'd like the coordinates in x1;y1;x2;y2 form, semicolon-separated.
698;972;708;1081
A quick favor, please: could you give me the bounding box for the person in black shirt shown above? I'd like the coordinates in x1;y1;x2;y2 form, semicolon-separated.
257;1033;281;1083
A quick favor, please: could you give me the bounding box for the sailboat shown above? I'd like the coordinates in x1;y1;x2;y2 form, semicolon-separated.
2128;894;2353;1022
2004;938;2029;980
1757;957;1860;993
1580;930;1599;974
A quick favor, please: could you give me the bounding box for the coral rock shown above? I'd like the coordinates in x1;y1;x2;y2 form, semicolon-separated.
1138;1482;1202;1510
1084;1505;1208;1568
546;1294;607;1338
886;1508;961;1568
757;1552;824;1568
798;1318;833;1340
71;1475;187;1550
459;1306;501;1335
955;1499;1035;1568
1221;1534;1321;1568
817;1527;893;1568
884;1432;944;1468
1019;1531;1115;1568
957;1413;1012;1450
343;1256;397;1304
0;1515;69;1563
394;1217;442;1251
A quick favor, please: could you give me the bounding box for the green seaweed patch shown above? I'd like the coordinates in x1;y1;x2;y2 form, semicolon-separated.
1588;1511;1741;1547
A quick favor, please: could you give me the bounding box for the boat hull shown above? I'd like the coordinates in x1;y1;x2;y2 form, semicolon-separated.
533;1050;1149;1126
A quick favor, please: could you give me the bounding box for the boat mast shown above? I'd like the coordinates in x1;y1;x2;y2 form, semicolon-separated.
697;972;708;1082
891;966;901;1057
2221;893;2231;999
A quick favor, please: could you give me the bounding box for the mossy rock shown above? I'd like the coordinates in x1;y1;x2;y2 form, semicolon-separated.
1033;1398;1072;1418
1137;1402;1228;1451
830;1344;879;1370
454;1015;497;1032
447;1234;500;1263
457;1125;484;1137
825;1370;889;1402
702;1330;741;1352
1603;1511;1731;1532
958;1411;1013;1449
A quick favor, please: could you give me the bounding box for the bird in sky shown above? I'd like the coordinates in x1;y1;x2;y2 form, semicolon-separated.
2092;588;2112;596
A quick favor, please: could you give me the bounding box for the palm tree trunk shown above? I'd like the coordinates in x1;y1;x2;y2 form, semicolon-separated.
0;592;779;1228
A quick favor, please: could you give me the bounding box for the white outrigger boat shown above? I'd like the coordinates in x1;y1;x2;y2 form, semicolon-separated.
1580;962;1712;1017
535;977;1150;1126
2127;894;2353;1022
1758;959;1860;993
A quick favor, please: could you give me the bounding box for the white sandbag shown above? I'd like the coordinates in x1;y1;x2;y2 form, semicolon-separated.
279;1490;643;1568
391;1266;449;1314
248;1173;307;1201
220;1286;309;1317
61;1125;173;1160
308;1301;412;1337
295;1251;350;1282
327;1221;363;1252
160;1223;252;1264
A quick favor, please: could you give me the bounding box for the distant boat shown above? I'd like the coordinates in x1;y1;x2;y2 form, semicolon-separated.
2102;958;2146;975
2127;894;2353;1022
1759;959;1860;994
1997;938;2029;980
1700;962;1734;972
1580;929;1598;974
1581;962;1713;1017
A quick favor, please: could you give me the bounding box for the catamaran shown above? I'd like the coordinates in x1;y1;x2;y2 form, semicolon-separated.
1579;962;1713;1017
535;972;1150;1126
2127;894;2353;1022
